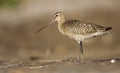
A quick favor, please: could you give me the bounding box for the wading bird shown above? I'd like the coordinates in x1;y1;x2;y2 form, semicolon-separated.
36;12;112;63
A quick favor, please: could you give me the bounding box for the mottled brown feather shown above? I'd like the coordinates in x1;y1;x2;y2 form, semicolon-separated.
62;20;106;35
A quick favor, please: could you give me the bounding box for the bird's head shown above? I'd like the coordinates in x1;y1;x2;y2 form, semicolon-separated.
35;12;64;33
52;12;65;22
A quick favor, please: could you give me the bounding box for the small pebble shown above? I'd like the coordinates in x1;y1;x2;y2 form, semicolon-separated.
110;59;116;63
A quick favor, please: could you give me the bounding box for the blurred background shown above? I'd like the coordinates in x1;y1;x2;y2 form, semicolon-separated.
0;0;119;61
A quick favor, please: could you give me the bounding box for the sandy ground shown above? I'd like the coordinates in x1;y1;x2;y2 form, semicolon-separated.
0;58;119;73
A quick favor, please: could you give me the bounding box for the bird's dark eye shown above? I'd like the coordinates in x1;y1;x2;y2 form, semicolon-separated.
56;15;58;17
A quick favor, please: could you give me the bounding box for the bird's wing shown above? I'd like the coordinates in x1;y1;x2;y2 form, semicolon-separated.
63;20;106;35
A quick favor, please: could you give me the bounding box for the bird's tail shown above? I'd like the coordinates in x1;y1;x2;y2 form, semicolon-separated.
105;27;112;31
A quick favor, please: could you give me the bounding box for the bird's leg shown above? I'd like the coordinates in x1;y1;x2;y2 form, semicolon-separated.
79;41;83;63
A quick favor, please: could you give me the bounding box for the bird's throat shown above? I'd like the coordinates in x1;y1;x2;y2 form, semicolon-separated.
58;18;65;35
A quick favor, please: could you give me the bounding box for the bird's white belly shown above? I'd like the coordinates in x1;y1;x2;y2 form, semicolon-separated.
72;32;106;41
73;35;88;41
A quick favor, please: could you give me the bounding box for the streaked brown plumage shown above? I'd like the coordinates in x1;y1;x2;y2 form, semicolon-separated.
62;20;111;40
36;12;112;63
63;20;105;35
53;12;112;63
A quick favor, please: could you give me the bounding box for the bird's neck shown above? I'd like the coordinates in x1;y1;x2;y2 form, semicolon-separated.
58;17;65;25
57;17;65;35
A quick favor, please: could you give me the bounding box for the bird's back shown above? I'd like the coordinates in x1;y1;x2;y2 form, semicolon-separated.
62;20;111;40
63;20;111;35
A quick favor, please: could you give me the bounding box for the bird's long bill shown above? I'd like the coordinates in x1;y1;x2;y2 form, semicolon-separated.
35;20;54;33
